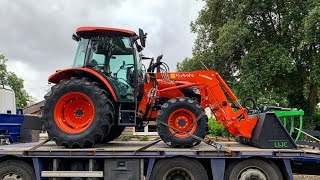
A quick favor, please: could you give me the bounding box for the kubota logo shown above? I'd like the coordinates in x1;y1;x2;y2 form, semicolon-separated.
176;73;194;78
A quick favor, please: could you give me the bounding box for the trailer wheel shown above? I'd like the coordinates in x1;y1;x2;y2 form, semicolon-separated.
0;160;35;180
224;159;283;180
101;125;125;143
43;77;113;148
157;98;208;148
150;157;209;180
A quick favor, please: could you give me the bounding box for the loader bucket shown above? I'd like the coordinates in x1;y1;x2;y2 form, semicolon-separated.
238;112;297;149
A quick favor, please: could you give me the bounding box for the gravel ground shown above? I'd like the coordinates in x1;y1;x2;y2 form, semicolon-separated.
293;175;320;180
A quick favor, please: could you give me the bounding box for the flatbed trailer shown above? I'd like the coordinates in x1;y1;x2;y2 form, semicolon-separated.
0;141;319;180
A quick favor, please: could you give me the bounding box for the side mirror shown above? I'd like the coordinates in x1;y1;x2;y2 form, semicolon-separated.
156;54;163;63
139;28;146;47
156;54;163;73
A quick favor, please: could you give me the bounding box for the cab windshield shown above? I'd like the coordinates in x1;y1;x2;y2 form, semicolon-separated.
73;36;136;102
89;36;134;79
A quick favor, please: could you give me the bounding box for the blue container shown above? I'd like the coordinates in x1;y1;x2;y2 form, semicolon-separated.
0;113;24;143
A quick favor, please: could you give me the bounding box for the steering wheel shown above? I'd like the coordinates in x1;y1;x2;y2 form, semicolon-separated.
113;63;134;85
90;63;111;75
114;64;134;77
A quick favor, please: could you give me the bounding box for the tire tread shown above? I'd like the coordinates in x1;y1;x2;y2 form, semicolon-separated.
42;77;113;148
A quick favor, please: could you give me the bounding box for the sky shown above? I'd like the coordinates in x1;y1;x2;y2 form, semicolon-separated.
0;0;204;101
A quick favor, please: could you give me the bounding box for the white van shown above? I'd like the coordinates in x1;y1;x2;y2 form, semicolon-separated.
0;85;16;114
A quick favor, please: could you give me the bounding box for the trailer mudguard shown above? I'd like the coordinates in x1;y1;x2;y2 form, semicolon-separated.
48;68;118;101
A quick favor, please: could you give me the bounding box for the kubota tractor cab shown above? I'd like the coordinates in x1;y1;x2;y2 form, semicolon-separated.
43;26;297;149
72;27;142;103
44;27;150;148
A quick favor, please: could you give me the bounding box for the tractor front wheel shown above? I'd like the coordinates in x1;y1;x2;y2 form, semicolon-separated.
156;97;208;148
43;77;114;148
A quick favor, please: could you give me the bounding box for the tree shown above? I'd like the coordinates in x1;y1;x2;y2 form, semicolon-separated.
179;0;320;128
0;54;32;108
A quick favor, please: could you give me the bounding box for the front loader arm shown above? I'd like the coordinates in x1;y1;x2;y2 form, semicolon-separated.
156;70;258;138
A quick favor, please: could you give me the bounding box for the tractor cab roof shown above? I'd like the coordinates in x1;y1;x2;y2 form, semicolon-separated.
76;26;136;38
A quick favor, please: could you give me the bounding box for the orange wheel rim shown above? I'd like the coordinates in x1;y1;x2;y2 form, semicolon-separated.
168;108;197;138
54;92;95;134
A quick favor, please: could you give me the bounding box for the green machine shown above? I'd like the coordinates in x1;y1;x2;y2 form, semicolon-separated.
271;107;304;142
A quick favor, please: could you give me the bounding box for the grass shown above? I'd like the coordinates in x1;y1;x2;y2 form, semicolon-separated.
139;135;149;141
120;135;133;141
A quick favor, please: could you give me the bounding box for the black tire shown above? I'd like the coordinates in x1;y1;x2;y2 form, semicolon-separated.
0;160;35;179
42;77;114;148
101;125;125;143
224;159;283;180
150;157;209;180
100;96;124;143
156;97;208;148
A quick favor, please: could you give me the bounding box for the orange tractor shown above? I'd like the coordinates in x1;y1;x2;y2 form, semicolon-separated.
43;27;296;149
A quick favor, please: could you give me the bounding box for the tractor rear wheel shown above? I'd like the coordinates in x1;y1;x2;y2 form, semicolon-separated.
156;97;208;148
101;125;125;143
42;77;114;148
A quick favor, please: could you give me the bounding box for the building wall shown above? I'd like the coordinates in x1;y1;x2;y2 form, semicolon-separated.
23;101;44;115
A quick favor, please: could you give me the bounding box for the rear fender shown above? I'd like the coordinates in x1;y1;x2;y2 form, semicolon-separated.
48;68;118;102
